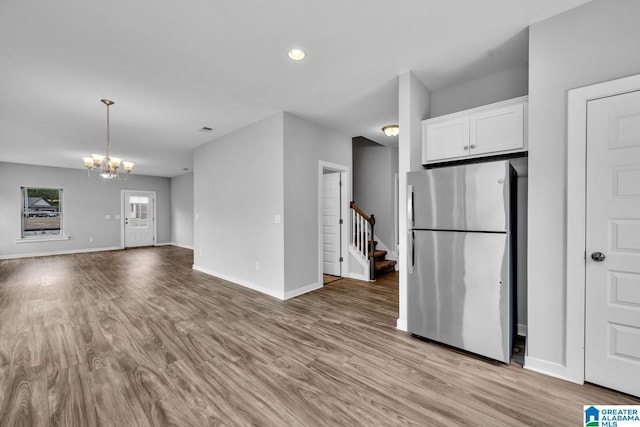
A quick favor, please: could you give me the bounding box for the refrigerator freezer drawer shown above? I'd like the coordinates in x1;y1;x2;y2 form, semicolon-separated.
407;230;512;363
407;160;510;232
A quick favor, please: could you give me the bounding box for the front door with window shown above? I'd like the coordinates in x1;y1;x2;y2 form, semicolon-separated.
123;191;155;248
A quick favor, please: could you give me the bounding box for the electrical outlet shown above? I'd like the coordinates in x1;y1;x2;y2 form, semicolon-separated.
105;214;111;220
255;262;260;271
89;237;94;242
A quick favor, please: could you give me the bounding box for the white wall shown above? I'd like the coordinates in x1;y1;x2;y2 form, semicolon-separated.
193;113;285;299
398;66;525;331
398;72;430;330
430;64;529;117
527;0;640;379
192;112;352;300
0;162;171;258
283;113;352;295
421;65;532;334
171;172;194;249
516;172;528;336
352;138;398;254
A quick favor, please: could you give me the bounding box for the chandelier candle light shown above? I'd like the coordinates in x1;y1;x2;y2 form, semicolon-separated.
82;99;134;180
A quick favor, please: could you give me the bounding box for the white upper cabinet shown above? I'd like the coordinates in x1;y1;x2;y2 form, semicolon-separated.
425;117;470;161
422;96;528;164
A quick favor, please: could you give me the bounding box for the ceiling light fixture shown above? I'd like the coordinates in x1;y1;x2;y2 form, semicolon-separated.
287;48;306;61
82;99;134;180
382;125;399;137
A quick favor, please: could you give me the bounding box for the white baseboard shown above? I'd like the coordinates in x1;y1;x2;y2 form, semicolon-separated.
192;264;285;300
347;246;369;280
0;246;122;260
171;242;194;250
396;317;408;331
517;323;528;337
524;356;582;385
154;242;173;246
284;282;322;300
347;272;369;281
192;265;322;301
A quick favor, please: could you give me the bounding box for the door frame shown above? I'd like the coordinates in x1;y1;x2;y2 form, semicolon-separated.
566;73;640;384
394;172;399;255
321;171;341;277
318;161;350;286
120;189;157;249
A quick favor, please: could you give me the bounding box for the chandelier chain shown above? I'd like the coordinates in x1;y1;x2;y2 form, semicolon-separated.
105;101;111;158
82;98;134;180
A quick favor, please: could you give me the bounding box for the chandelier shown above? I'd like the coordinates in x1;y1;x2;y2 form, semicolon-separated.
82;99;134;180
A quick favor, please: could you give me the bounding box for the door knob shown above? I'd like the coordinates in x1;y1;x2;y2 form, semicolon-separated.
591;252;606;262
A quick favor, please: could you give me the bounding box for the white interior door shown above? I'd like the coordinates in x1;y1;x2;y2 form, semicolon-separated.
123;190;155;248
322;172;341;276
585;90;640;397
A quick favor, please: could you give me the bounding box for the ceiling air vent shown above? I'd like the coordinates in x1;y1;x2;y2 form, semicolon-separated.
199;126;213;132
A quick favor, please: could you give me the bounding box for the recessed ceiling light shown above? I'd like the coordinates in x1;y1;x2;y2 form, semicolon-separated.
288;48;306;61
382;125;399;137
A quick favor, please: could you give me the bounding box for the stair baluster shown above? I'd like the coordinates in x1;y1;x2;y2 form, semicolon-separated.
350;202;375;280
350;202;396;280
369;214;375;280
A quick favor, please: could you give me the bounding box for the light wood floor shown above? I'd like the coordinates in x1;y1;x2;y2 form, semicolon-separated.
0;246;637;426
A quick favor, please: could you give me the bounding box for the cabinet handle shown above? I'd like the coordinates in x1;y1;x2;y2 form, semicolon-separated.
463;145;469;150
470;144;476;149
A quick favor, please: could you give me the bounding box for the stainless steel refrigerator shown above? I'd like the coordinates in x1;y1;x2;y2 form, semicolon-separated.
407;160;515;363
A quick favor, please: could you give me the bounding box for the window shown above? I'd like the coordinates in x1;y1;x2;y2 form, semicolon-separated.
128;195;149;228
21;187;63;238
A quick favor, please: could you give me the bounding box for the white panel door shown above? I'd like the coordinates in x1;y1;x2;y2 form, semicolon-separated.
585;90;640;397
124;191;155;248
322;172;341;276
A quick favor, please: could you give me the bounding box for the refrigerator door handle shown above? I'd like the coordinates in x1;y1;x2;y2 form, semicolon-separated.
407;185;415;228
408;231;415;274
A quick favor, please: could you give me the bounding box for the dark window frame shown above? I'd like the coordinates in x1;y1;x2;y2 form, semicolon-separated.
21;187;64;239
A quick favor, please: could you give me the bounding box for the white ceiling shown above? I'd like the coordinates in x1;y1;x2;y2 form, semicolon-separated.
0;0;590;177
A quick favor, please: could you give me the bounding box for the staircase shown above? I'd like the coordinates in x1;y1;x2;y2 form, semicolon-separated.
369;244;397;278
350;201;397;280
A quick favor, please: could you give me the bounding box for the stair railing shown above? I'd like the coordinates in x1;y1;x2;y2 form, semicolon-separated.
350;201;375;280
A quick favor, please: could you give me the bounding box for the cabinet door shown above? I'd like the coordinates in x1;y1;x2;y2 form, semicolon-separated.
469;103;524;156
423;117;470;163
